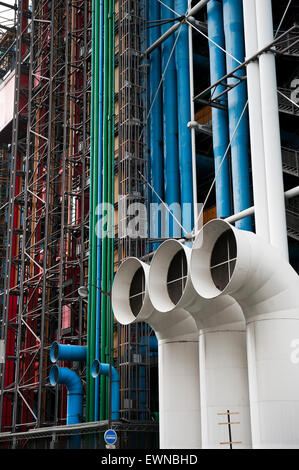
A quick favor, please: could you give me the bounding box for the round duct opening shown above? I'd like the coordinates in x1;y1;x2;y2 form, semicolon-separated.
129;267;145;317
50;341;59;363
167;249;188;305
112;257;150;325
49;365;59;386
190;219;238;299
210;229;237;291
149;239;190;312
91;359;100;378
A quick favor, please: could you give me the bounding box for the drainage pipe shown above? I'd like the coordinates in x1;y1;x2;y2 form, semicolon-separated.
191;219;299;448
50;342;87;364
255;0;288;259
207;0;231;220
112;257;200;449
148;239;251;448
149;1;163;249
160;0;181;239
222;0;252;231
242;0;269;242
49;366;83;425
91;360;120;420
175;0;194;233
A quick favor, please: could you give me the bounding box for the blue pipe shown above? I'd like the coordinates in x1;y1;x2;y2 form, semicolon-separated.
207;0;231;219
49;365;83;425
223;0;252;231
91;360;120;420
149;1;163;249
160;0;181;239
50;342;87;363
174;0;193;233
95;0;104;423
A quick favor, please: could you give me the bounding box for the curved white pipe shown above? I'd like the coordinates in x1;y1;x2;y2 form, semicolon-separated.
191;219;299;448
112;257;200;449
148;239;252;448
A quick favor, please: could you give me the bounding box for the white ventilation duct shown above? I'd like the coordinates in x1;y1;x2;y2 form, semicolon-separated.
148;239;252;448
111;257;201;449
242;0;270;242
190;219;299;448
255;0;288;259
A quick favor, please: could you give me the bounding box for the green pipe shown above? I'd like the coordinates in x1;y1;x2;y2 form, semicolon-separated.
87;0;100;422
100;0;110;421
91;0;101;422
86;0;95;422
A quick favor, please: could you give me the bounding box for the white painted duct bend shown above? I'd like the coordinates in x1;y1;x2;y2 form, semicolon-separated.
190;219;299;448
148;239;252;448
111;257;200;449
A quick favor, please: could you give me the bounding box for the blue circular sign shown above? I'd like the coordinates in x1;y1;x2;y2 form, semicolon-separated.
104;429;117;445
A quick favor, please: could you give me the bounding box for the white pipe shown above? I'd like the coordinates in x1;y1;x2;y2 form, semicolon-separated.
188;0;198;230
242;0;269;242
255;0;288;259
224;185;299;224
148;239;252;448
285;186;299;199
111;257;201;449
188;0;210;17
191;219;299;448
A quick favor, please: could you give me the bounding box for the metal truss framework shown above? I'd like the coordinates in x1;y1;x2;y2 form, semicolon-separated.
116;0;154;423
0;0;91;432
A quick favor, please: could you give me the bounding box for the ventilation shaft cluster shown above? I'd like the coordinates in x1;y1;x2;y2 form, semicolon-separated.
112;219;299;449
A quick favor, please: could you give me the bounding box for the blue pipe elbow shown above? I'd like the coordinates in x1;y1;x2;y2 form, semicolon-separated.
91;360;120;420
49;365;83;425
207;0;231;219
50;342;87;363
223;0;252;231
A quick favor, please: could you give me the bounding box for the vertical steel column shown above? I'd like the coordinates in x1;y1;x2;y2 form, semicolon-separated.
0;0;27;431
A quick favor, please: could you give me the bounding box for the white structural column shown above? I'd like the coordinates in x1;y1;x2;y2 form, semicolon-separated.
112;258;201;449
158;338;200;449
255;0;288;259
242;0;269;242
199;324;251;448
191;220;299;448
148;239;252;448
